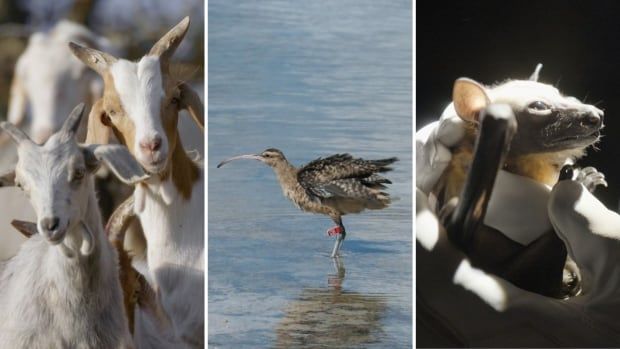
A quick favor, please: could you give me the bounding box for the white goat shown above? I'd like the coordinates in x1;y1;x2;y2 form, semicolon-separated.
0;20;117;261
70;17;204;347
7;20;114;145
0;104;143;348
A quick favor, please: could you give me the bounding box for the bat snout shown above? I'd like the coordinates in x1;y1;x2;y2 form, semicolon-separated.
580;111;603;129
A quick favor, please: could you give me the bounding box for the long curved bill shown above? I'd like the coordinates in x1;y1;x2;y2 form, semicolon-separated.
217;154;263;168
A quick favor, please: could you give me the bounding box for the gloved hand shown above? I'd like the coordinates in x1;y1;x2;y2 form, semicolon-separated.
417;178;620;347
416;104;465;194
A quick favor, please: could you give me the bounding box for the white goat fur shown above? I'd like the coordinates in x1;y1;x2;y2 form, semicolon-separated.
9;20;114;144
0;106;132;348
70;17;205;347
0;20;115;261
117;54;205;345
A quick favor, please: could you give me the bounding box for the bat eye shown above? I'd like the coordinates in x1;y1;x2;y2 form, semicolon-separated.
529;101;550;111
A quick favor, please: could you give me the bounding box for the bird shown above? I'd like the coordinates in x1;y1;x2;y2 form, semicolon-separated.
217;148;398;257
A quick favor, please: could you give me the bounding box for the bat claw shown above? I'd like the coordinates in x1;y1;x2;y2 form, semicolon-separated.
573;166;607;193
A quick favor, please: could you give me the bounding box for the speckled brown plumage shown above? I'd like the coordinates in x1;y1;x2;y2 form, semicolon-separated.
218;148;398;257
297;153;397;212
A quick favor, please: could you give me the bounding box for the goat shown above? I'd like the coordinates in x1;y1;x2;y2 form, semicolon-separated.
0;104;143;348
7;20;116;145
0;20;121;261
69;17;204;347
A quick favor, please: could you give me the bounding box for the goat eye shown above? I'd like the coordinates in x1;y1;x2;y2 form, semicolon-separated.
529;101;550;111
72;169;85;181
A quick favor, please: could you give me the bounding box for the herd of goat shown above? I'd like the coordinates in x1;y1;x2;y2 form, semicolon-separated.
0;17;204;348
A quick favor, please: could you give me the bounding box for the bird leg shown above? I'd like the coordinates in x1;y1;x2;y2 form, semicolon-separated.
327;225;344;236
329;217;346;258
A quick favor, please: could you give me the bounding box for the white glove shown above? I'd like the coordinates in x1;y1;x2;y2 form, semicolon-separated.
416;104;465;194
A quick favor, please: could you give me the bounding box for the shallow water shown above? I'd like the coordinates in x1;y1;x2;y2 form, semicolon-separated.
208;0;412;347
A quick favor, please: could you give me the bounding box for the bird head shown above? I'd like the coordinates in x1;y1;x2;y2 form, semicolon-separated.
218;148;287;168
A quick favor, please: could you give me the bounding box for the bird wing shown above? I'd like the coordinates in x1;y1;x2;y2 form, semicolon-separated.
298;154;397;201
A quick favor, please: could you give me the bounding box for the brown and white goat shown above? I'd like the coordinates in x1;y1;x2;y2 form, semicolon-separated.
70;17;204;347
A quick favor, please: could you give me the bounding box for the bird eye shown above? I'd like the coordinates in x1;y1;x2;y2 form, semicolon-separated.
528;101;550;111
263;153;271;158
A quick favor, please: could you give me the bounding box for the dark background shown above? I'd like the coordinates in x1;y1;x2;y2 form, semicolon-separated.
417;0;620;208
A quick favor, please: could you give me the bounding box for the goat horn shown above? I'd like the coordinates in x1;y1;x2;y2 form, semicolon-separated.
149;16;190;63
80;221;95;256
59;103;86;142
105;195;136;242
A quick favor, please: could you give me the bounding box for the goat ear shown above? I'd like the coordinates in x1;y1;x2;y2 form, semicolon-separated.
68;42;117;76
149;17;190;62
7;74;27;127
11;220;37;238
179;82;204;131
453;78;490;123
0;170;15;187
82;145;101;173
59;103;85;142
83;144;149;185
0;121;32;145
85;99;112;145
529;63;543;81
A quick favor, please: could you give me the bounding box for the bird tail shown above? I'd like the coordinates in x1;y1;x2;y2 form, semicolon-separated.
362;174;392;186
370;157;398;172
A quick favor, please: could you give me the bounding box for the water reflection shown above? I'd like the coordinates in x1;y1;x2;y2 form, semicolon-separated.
275;258;387;349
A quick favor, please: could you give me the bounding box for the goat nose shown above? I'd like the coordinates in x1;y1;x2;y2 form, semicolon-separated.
40;217;59;232
581;112;602;128
139;137;162;152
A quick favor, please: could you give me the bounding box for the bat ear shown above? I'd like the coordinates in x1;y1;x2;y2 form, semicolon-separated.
452;78;490;123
